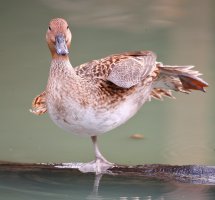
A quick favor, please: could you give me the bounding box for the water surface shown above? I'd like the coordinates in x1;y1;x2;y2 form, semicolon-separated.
1;169;215;200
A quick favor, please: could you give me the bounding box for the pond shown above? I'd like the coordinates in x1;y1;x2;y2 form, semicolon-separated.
0;0;214;199
1;169;215;200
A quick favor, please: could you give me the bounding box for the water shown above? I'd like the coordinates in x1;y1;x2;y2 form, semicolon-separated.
0;0;215;199
0;169;215;200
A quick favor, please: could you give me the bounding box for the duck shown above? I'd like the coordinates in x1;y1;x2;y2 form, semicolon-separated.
30;18;208;174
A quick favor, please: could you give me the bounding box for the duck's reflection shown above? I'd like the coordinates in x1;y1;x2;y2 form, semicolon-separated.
0;169;214;200
87;173;103;199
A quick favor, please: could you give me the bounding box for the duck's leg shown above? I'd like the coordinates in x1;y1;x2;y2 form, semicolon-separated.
79;136;114;174
91;136;114;174
91;136;113;164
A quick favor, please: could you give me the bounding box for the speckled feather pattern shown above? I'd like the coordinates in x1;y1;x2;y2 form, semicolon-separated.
44;52;159;136
31;18;208;137
47;51;157;109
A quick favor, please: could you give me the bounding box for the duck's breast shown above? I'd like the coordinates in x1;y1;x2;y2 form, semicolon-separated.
47;84;153;137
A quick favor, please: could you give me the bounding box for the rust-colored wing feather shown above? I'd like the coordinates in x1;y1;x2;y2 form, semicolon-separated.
151;64;209;100
30;91;47;115
157;64;208;92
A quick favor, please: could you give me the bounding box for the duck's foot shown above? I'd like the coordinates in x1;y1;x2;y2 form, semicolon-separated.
79;136;114;174
79;158;114;174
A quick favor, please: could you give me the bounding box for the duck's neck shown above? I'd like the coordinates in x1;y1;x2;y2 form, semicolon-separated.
50;54;76;77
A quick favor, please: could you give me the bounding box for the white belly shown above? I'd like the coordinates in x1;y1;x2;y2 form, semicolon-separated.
47;86;152;137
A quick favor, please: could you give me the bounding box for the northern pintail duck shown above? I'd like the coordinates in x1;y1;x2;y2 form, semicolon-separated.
30;18;208;174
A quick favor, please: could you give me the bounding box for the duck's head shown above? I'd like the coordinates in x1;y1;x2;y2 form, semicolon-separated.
46;18;72;58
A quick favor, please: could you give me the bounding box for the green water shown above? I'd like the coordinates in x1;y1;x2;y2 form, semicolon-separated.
0;0;215;199
1;170;215;200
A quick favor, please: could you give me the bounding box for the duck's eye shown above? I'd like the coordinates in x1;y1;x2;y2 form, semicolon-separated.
48;26;51;31
67;26;69;29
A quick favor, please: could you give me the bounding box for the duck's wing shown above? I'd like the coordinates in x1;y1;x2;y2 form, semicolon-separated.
75;51;157;88
30;91;47;115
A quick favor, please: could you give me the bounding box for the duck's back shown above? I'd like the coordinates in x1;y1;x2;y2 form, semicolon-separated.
74;51;157;88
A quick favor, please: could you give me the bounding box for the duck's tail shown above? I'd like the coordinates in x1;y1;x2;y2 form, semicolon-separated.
150;62;208;100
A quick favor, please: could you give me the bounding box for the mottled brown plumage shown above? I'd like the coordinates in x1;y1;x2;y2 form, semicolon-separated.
30;91;47;115
30;18;208;174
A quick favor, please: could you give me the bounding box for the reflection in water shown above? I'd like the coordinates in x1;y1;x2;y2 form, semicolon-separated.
88;173;103;198
0;170;215;200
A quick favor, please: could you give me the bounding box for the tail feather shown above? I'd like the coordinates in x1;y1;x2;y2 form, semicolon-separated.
151;63;208;99
178;75;208;92
150;88;175;100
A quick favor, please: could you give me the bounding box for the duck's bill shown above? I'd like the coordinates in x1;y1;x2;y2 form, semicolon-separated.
55;34;69;55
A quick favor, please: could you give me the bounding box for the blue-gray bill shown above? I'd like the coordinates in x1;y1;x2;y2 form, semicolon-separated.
55;34;69;55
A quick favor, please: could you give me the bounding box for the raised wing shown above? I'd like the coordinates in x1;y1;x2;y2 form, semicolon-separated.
75;51;157;88
107;51;156;88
